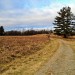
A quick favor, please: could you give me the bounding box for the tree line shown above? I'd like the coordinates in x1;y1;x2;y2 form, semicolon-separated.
0;26;52;36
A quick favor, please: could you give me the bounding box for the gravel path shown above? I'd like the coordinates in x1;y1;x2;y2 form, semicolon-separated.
35;40;75;75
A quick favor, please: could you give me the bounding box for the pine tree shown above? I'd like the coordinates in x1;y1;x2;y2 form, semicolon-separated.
53;6;75;38
0;26;4;35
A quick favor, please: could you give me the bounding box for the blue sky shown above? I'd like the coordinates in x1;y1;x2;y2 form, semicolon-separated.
0;0;75;31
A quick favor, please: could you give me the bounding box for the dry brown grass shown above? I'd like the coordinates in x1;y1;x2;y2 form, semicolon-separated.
0;35;49;63
64;37;75;53
0;35;49;73
0;34;59;75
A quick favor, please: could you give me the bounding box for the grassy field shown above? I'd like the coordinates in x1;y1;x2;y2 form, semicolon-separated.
0;34;59;75
65;37;75;53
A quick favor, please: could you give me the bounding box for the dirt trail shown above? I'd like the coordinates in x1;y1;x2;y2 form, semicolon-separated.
35;40;75;75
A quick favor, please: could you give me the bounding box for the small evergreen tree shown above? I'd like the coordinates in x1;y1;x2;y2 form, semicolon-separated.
53;6;75;38
0;26;4;35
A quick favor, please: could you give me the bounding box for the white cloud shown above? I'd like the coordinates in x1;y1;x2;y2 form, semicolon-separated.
0;1;75;30
0;6;58;26
1;0;13;9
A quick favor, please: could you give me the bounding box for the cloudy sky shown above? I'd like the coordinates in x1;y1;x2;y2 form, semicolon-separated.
0;0;75;31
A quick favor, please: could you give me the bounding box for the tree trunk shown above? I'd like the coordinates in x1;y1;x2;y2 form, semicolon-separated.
64;34;68;38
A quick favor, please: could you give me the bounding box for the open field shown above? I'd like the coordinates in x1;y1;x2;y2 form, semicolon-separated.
0;34;59;75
